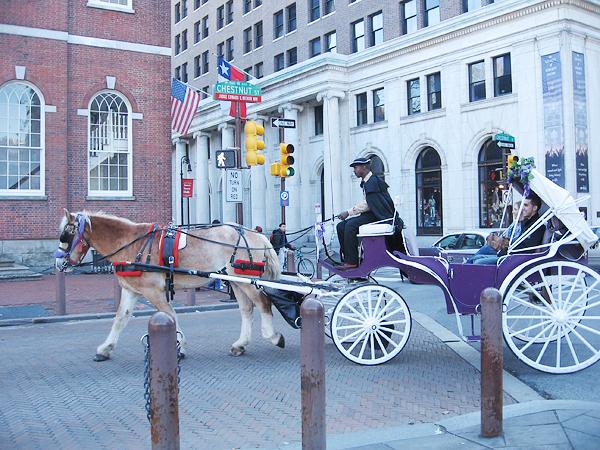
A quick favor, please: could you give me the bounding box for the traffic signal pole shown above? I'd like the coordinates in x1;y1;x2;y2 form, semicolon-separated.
279;126;285;224
235;102;243;225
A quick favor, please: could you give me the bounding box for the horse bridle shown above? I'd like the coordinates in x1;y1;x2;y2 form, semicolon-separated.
54;213;91;269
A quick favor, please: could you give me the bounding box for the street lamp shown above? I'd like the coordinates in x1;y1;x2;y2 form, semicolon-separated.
180;155;192;225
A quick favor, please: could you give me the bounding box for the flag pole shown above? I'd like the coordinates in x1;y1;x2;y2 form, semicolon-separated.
235;101;244;225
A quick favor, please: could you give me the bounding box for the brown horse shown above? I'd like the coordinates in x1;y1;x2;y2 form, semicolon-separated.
54;210;283;361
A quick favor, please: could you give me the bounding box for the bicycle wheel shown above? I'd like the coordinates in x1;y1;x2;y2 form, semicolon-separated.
297;258;315;278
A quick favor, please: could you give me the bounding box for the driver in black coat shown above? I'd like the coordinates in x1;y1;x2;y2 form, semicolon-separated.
336;157;398;269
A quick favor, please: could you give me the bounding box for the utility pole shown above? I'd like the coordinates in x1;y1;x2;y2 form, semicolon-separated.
279;126;286;224
234;102;243;225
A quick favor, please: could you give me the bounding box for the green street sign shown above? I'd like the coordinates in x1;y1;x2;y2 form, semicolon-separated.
494;132;515;149
214;81;261;97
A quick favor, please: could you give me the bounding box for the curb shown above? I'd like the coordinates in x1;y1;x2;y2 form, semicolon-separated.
0;302;239;327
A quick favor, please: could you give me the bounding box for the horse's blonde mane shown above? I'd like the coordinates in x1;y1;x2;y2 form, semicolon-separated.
59;210;139;232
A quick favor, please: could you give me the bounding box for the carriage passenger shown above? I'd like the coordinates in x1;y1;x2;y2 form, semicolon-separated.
336;157;398;269
471;193;545;265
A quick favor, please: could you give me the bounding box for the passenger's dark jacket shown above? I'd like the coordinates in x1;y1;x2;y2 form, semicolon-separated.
498;212;545;256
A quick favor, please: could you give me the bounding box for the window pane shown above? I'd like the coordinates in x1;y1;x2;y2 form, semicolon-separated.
416;147;442;235
493;54;512;96
373;88;385;122
274;11;283;38
478;140;506;228
407;79;420;115
314;104;323;135
325;31;336;52
287;4;297;32
356;93;367;125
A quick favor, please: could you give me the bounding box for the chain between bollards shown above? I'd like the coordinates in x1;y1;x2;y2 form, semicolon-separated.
148;312;180;450
480;287;503;438
300;296;326;450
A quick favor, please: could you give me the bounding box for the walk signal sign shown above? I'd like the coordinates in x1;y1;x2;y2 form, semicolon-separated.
244;120;265;166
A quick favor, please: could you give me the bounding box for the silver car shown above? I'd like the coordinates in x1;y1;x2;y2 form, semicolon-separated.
419;231;493;263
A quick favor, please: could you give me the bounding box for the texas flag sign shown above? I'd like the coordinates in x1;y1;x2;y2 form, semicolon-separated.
217;56;246;119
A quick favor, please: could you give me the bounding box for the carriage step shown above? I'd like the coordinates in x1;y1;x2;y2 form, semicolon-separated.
466;335;481;342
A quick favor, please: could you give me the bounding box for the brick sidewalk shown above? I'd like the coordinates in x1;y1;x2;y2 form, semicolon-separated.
0;273;230;319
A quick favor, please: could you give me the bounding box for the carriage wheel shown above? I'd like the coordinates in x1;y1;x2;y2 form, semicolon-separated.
503;261;600;374
331;284;411;365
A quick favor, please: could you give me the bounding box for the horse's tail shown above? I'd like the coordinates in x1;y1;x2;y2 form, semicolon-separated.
259;235;281;281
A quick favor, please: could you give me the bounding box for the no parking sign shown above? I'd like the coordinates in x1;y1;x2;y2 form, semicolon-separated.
280;190;289;207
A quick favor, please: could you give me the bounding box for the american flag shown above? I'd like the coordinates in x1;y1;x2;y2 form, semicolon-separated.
171;78;200;135
217;56;247;119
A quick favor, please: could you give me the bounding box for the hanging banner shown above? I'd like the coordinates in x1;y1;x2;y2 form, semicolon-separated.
572;52;589;193
541;52;565;187
181;178;194;198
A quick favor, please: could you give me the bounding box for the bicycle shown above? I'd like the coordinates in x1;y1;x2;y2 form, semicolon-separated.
282;247;315;278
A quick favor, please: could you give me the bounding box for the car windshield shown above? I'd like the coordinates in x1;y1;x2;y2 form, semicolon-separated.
436;234;460;249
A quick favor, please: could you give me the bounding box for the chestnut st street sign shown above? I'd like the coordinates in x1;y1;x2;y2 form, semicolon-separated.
213;82;262;103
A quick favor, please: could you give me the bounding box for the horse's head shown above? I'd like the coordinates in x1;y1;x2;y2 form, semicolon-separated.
55;209;91;272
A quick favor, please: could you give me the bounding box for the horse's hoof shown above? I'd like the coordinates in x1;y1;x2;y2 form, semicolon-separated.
178;351;186;360
276;334;285;349
230;347;245;357
93;354;109;362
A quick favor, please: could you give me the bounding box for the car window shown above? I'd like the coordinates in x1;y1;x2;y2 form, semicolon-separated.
459;234;483;249
436;234;460;249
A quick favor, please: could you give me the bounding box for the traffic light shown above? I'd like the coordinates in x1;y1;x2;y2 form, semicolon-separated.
244;120;265;166
278;142;295;177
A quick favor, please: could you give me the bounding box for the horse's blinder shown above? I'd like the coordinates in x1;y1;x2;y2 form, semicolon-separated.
54;214;91;267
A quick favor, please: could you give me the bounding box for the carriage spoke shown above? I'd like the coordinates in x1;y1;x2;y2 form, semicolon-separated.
507;319;552;338
369;333;375;360
376;328;396;347
519;322;556;353
555;326;562;368
565;324;598;354
569;297;600;317
567;279;600;314
336;323;364;331
356;294;369;318
374;299;393;320
564;330;580;365
373;290;385;318
339;327;366;344
523;279;555;310
337;313;366;324
540;271;557;308
357;332;370;360
379;326;407;337
345;302;367;321
346;329;368;352
373;332;389;356
379;319;407;326
534;324;558;364
569;322;600;338
509;296;552;315
562;271;584;309
378;305;406;321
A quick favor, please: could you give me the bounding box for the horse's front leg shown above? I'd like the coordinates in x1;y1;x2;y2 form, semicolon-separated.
230;284;253;356
95;287;141;361
255;292;285;349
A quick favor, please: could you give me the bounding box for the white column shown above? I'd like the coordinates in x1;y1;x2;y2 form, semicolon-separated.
173;138;188;224
277;103;304;231
193;132;211;224
316;90;345;219
218;122;237;223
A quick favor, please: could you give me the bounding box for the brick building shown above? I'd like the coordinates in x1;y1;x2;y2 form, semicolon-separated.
0;0;172;266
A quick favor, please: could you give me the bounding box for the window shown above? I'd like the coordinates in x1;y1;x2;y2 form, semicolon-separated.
310;37;321;57
95;0;132;9
181;30;188;51
493;53;512;96
351;19;365;53
254;62;264;78
469;60;486;101
373;88;385;122
369;11;383;46
287;3;297;32
478;139;507;228
88;92;131;195
194;0;200;8
175;34;181;54
244;67;252;81
244;0;252;14
407;78;420;115
416;147;442;235
324;0;335;15
287;47;297;66
174;66;181;80
401;0;417;35
255;0;262;6
0;82;44;194
274;10;284;39
243;27;252;53
201;86;209;100
425;0;440;27
274;53;284;72
463;0;481;12
356;92;367;126
175;2;181;23
194;21;201;43
182;0;187;18
309;0;320;22
254;21;263;48
202;16;209;39
325;31;336;52
217;5;224;29
202;51;209;74
226;0;233;24
217;41;224;57
427;72;442;110
314;104;323;135
181;62;188;82
226;37;234;61
194;55;201;77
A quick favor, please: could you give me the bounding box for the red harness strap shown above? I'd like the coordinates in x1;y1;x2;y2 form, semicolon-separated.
233;259;266;276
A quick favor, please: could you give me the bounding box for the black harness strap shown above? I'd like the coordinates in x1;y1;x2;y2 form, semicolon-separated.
162;223;178;303
135;224;159;264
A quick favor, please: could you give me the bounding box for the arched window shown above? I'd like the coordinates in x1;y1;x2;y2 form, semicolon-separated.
415;147;442;235
369;154;385;179
0;82;44;195
88;91;132;195
478;139;509;228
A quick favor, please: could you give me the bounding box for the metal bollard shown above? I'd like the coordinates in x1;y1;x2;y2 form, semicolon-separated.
148;312;180;450
55;269;66;315
186;288;196;306
113;277;122;312
480;287;503;438
300;297;326;450
287;250;296;274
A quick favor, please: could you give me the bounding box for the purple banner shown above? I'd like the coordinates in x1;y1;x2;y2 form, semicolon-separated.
541;52;565;187
572;52;589;193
